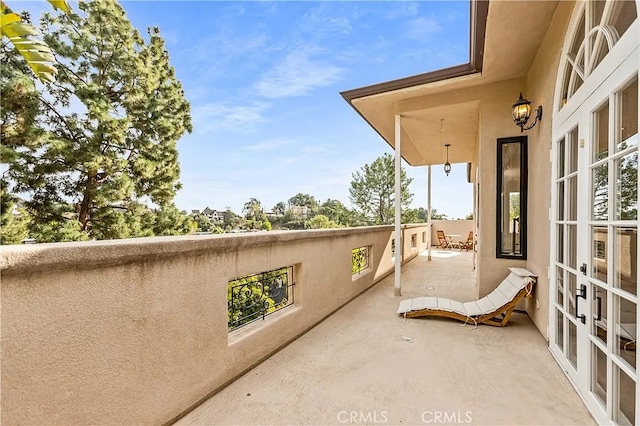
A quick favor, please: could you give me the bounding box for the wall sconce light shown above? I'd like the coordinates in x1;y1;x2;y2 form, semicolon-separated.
512;92;542;132
444;143;451;176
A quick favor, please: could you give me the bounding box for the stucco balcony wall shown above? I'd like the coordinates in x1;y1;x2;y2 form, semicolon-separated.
0;224;427;425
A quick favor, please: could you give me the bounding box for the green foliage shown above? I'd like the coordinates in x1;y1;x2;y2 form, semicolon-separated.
30;217;89;243
0;194;30;244
1;0;192;242
618;150;637;220
152;203;192;236
1;0;70;82
429;208;448;220
193;213;212;232
349;153;414;225
306;214;342;229
318;198;352;225
272;201;286;216
288;193;317;210
351;246;369;274
227;267;290;330
464;212;474;220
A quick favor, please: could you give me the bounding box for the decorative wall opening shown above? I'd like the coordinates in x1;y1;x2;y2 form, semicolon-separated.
228;267;295;331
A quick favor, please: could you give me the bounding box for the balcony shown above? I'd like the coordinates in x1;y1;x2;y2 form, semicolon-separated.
1;225;593;424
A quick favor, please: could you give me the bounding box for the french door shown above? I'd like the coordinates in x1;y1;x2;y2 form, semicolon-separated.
550;45;638;424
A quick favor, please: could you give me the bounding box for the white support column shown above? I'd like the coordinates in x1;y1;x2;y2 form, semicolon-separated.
394;114;402;297
427;165;432;261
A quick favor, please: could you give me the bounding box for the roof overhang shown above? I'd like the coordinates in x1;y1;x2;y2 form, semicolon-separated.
341;0;559;174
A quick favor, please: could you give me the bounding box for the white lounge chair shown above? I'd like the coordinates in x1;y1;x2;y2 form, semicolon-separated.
397;267;537;327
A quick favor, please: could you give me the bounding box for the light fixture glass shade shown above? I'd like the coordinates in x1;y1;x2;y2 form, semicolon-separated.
443;143;452;176
512;92;532;127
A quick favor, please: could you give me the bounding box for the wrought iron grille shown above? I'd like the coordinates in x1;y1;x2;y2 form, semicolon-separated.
351;246;370;275
228;266;294;331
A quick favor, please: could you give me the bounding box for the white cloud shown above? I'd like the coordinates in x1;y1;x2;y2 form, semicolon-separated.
385;2;420;19
406;16;443;39
253;46;344;99
299;5;353;38
191;101;270;134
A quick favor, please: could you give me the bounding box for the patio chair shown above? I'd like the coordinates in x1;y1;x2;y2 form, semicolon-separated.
459;231;474;251
397;267;537;327
436;230;449;249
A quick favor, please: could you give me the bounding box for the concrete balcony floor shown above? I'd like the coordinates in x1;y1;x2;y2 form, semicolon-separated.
177;249;594;425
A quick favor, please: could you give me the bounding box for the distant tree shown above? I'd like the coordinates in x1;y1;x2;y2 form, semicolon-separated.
288;193;318;210
0;197;30;244
193;213;212;232
349;153;413;225
1;0;192;241
318;198;352;225
417;207;428;222
429;208;448;220
306;214;343;229
465;212;474;220
243;198;265;221
401;208;419;224
243;198;270;230
223;207;242;230
273;201;286;216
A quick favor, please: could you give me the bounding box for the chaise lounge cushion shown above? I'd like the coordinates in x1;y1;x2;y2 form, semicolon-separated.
397;267;537;322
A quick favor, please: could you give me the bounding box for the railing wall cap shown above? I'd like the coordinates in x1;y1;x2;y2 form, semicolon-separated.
0;224;427;275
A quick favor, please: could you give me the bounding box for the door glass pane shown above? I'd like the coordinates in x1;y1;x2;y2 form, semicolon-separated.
568;320;578;368
556;267;564;307
615;295;637;370
568;224;577;269
558;137;566;177
556;309;564;351
569;127;579;173
618;77;638;151
615;227;637;296
593;285;608;345
568;273;577;316
557;225;565;263
592;163;609;220
591;343;607;408
568;176;578;221
615;365;636;426
595;101;609;161
592;0;605;26
570;12;585;58
612;0;638;41
558;181;565;220
589;31;610;73
592;226;608;283
615;152;638;220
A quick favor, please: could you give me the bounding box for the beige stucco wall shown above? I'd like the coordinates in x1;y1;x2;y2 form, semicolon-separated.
475;78;528;297
1;225;427;425
521;1;574;339
429;220;474;246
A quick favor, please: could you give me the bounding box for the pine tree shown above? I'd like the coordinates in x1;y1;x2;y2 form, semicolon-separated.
349;153;413;225
1;0;192;241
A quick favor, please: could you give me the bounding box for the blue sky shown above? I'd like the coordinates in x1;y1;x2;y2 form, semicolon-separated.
24;0;474;219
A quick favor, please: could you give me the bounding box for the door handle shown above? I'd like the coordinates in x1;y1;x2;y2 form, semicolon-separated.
575;284;586;324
